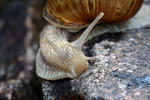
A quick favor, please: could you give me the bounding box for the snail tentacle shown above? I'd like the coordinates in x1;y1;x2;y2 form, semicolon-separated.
86;57;97;61
72;12;104;50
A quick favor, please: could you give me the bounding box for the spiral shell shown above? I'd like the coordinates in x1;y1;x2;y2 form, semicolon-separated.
43;0;144;29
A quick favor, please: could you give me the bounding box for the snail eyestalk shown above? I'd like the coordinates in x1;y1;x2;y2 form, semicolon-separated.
86;57;97;61
72;12;104;50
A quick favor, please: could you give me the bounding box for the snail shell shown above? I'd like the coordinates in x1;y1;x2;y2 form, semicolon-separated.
36;12;104;80
43;0;144;29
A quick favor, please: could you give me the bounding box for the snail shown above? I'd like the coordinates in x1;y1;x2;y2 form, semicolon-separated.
36;12;104;80
36;0;145;80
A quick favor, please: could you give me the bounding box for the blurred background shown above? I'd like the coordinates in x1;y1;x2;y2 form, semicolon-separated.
0;0;46;100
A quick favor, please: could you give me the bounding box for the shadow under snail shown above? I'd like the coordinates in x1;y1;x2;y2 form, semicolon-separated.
36;0;144;80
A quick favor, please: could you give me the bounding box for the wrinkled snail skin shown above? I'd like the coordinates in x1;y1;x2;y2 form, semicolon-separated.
44;0;144;29
36;12;104;80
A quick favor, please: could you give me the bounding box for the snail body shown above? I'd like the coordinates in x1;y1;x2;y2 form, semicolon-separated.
44;0;144;29
36;26;89;80
36;12;104;80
